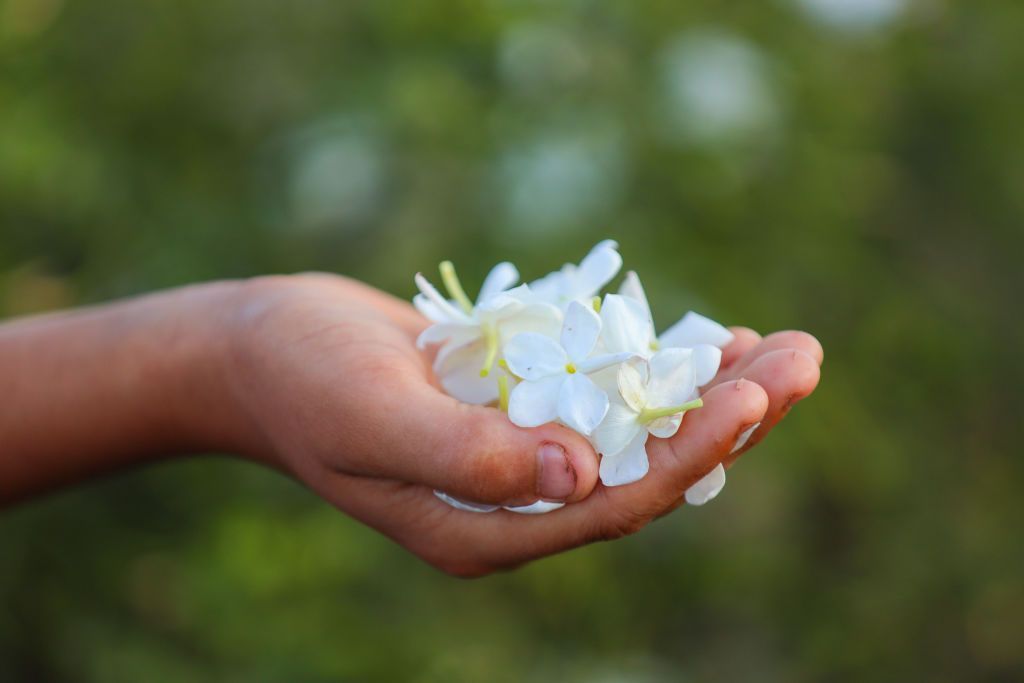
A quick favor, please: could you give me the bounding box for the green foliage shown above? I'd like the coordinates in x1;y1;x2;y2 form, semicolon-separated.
2;0;1023;680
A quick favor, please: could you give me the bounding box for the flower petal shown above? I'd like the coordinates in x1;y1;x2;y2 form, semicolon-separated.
599;429;650;486
561;300;601;362
600;294;653;355
575;239;622;297
659;311;734;349
507;374;563;428
575;351;635;375
413;294;449;323
646;413;683;439
592;402;642;456
416;323;479;350
692;343;723;387
618;271;651;313
475;293;523;317
524;264;573;303
440;362;501;405
557;373;609;435
498;302;563;340
730;422;760;454
504;500;565;514
503;332;568;380
415;273;472;323
617;358;649;412
646;347;698;409
685;464;726;506
477;261;520;304
434;490;500;513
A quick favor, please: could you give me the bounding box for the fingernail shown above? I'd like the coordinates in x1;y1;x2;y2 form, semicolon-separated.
537;442;576;501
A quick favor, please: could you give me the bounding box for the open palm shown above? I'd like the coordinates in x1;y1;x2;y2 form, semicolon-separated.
226;273;822;577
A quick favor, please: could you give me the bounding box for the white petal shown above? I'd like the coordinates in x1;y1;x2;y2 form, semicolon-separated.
561;301;601;362
599;429;650;486
575;239;622;297
503;333;568;381
415;273;472;323
692;344;723;387
504;500;565;514
600;294;653;355
440;362;500;405
527;267;571;304
434;337;472;374
498;303;563;340
413;294;450;323
507;375;563;428
592;402;643;456
618;270;650;310
585;363;621;398
434;490;500;513
477;261;520;303
646;347;698;409
685;464;726;506
730;422;760;454
575;351;635;375
616;358;649;412
416;323;479;350
557;373;609;436
647;413;684;439
475;293;524;317
659;311;734;349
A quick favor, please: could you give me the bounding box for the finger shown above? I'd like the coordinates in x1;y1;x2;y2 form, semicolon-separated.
340;376;601;507
722;348;821;467
414;380;769;573
597;379;768;520
712;330;823;387
720;327;762;370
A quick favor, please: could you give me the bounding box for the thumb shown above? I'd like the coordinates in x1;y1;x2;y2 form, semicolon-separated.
345;378;600;507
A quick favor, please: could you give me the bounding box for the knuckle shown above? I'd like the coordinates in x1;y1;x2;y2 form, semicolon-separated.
457;426;533;502
596;507;650;542
470;451;531;501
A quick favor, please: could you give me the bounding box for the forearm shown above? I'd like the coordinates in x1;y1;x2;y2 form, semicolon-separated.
0;282;246;506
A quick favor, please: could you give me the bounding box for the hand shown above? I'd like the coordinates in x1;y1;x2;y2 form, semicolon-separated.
221;274;823;577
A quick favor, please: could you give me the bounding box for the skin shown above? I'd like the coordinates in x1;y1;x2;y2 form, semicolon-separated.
0;274;822;577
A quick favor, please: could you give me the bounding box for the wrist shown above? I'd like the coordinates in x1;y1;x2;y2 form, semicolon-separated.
184;276;300;470
154;279;267;461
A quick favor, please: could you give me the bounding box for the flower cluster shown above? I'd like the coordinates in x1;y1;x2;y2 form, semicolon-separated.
415;240;740;515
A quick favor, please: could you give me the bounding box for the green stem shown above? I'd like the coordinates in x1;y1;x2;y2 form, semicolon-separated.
497;375;510;412
638;398;703;424
439;261;474;315
479;324;498;377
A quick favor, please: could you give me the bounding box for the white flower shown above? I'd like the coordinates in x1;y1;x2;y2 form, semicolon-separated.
592;349;704;486
415;261;561;404
527;239;623;309
608;271;736;386
505;301;633;435
603;273;739;495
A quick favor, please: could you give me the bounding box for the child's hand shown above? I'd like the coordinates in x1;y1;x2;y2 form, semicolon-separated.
222;274;822;577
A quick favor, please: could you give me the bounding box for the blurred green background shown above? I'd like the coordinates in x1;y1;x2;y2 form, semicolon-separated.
2;0;1023;680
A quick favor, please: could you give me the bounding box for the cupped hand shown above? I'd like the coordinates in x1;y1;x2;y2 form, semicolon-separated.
222;274;822;577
